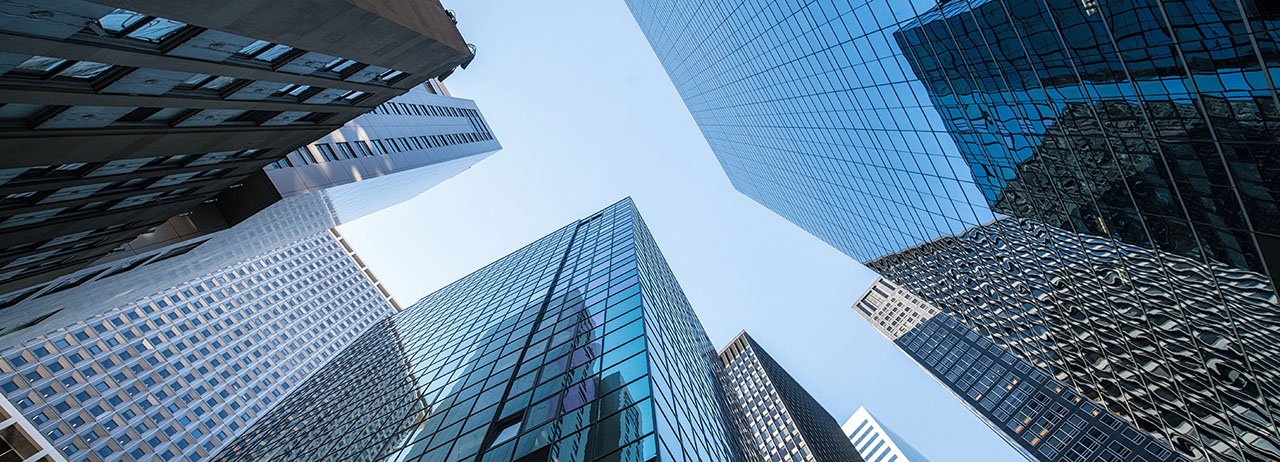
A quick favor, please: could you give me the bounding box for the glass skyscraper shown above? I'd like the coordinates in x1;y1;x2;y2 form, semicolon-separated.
626;1;1280;460
855;278;1186;462
213;198;758;462
719;332;862;462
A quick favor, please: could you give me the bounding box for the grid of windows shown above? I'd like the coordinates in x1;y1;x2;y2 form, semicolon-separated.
0;230;395;461
626;1;1280;461
841;407;933;462
720;333;859;462
869;218;1280;461
855;278;1187;462
0;0;472;298
214;199;753;462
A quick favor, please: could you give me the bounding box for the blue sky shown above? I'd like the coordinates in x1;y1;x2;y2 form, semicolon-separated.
339;1;1024;460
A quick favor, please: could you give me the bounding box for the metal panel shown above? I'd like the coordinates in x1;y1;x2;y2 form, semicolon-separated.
174;108;245;127
36;106;133;129
165;28;257;61
276;51;339;75
0;0;114;40
225;80;286;101
99;68;195;96
260;111;308;126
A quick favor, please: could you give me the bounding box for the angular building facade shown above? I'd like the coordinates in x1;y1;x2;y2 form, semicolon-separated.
869;218;1280;461
841;406;931;462
626;0;1280;460
719;332;862;462
0;145;491;350
0;0;474;294
0;227;398;461
213;198;758;462
855;278;1186;462
108;82;499;258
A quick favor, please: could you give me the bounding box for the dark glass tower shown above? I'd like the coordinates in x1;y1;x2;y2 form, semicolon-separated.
869;217;1280;462
212;198;758;462
719;332;863;462
855;277;1187;462
626;1;1280;460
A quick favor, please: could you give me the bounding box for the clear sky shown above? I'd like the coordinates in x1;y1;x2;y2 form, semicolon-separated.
339;1;1024;461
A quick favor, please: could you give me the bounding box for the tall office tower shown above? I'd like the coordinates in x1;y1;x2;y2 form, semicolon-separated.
870;218;1280;462
841;406;931;462
0;226;397;462
854;278;1186;462
0;394;62;462
626;1;1280;460
110;83;499;257
718;332;862;462
0;148;490;350
213;198;758;462
0;0;474;294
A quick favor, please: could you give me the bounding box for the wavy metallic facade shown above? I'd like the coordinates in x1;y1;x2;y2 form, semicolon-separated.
870;218;1280;461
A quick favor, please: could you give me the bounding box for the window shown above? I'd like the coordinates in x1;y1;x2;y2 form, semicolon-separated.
94;9;188;43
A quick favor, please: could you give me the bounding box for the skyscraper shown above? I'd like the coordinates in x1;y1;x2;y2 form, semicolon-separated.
626;1;1280;460
213;198;758;462
0;226;398;461
107;82;499;258
719;331;862;462
869;218;1280;462
0;80;499;345
0;0;474;294
0;148;490;350
0;393;62;462
841;406;931;462
855;278;1186;462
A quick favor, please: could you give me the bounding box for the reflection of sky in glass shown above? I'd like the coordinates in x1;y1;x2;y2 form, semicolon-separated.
215;199;732;462
628;0;996;261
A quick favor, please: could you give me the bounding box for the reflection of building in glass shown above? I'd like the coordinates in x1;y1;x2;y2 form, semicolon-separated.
215;198;757;462
841;406;932;462
626;0;1280;460
892;0;1279;286
0;0;475;295
719;332;861;462
869;218;1280;461
855;278;1187;462
0;227;397;461
0;150;488;348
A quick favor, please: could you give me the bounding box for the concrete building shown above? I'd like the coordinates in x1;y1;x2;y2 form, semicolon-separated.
0;0;474;294
106;82;498;258
0;148;492;350
720;332;862;462
0;226;398;461
841;407;931;462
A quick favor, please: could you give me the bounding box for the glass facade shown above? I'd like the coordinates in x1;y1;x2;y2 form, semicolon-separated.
719;332;862;462
855;278;1187;462
213;198;756;462
0;228;397;461
626;1;1280;460
869;218;1280;461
